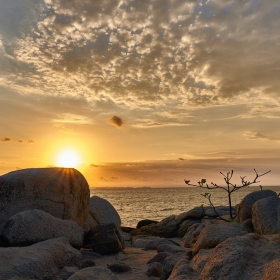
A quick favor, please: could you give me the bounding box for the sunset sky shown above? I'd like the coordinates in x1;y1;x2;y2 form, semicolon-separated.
0;0;280;187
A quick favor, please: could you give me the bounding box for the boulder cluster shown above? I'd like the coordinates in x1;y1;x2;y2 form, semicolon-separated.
0;167;280;279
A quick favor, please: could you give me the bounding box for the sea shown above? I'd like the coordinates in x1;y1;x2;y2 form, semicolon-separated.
90;186;280;228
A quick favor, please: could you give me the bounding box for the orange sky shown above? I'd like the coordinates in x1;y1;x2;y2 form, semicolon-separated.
0;0;280;187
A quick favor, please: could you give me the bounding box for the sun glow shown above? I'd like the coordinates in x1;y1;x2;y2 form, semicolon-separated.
56;150;80;168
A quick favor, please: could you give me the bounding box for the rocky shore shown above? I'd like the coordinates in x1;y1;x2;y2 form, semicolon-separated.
0;167;279;279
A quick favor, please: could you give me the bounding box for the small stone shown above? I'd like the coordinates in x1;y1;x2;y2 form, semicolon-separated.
82;259;95;268
107;262;132;273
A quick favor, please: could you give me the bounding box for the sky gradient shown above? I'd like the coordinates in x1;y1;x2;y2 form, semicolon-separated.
0;0;280;187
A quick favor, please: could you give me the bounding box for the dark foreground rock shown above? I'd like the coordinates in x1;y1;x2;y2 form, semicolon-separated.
0;209;84;248
0;168;90;228
0;238;82;280
89;223;125;255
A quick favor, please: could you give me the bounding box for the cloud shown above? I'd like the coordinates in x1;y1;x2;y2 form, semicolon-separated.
27;139;35;143
52;113;92;124
90;164;99;167
178;158;185;161
243;131;280;142
108;115;123;127
1;137;11;142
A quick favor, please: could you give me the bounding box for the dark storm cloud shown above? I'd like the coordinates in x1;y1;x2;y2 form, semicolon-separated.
108;116;123;127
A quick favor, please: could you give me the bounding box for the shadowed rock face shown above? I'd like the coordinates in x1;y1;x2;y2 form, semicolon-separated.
0;168;90;228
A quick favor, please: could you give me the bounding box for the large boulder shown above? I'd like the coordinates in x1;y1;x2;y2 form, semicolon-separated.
191;222;247;257
0;168;90;228
0;237;82;280
252;196;280;234
199;233;280;280
237;190;277;223
0;209;84;247
89;223;125;255
89;196;121;226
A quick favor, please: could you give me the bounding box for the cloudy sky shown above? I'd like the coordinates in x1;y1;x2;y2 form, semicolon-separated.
0;0;279;187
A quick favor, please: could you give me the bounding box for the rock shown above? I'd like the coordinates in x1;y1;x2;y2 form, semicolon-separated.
67;267;118;280
0;237;82;280
199;233;280;279
131;215;180;237
89;196;121;226
84;213;98;233
107;262;131;273
242;218;255;233
176;207;205;221
80;249;102;260
192;249;212;272
182;223;204;248
261;259;280;280
89;223;125;255
178;219;200;238
157;243;187;254
145;238;180;250
146;262;163;277
132;235;161;248
0;209;84;247
168;257;193;280
161;253;186;280
0;168;90;228
191;222;247;257
237;190;277;223
60;266;79;280
82;259;95;268
137;219;159;228
252;196;280;234
147;252;170;265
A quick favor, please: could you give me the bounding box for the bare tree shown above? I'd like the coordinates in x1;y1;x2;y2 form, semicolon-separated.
185;169;271;221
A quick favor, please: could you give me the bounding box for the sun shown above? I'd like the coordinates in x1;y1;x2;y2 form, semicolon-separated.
56;150;80;168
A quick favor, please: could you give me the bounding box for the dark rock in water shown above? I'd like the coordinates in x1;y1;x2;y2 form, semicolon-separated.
0;167;90;228
147;252;170;265
82;259;95;268
89;223;125;255
0;209;84;248
107;262;131;273
191;223;247;258
146;262;162;277
242;218;254;233
89;196;121;226
137;219;159;228
252;196;280;234
237;190;277;223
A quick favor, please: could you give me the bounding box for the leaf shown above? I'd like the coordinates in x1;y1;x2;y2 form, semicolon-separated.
184;180;190;184
201;179;206;184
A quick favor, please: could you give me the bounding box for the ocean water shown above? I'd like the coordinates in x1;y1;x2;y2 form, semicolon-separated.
90;186;280;228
